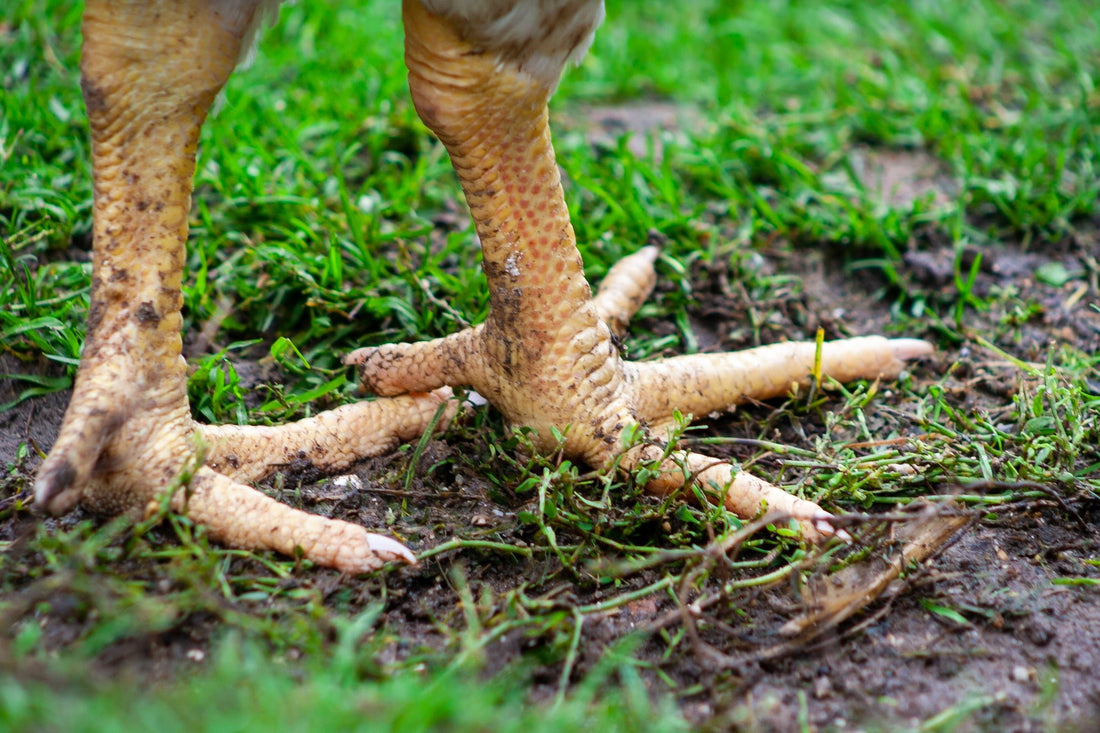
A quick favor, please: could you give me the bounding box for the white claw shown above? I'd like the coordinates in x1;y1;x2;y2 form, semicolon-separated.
463;390;489;407
814;519;853;543
890;338;935;361
366;533;417;565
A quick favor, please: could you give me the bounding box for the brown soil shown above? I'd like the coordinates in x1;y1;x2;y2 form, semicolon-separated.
2;154;1100;731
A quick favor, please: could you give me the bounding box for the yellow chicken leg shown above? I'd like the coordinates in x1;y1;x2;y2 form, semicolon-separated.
350;1;932;538
34;0;456;572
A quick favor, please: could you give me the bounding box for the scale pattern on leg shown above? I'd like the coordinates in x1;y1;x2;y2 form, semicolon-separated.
203;389;457;484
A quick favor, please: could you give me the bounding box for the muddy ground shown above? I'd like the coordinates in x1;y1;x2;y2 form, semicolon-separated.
2;164;1100;731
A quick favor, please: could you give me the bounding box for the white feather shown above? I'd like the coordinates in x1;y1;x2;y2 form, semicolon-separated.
421;0;605;87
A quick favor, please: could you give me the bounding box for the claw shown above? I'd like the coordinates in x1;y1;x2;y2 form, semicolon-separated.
815;519;853;543
33;467;82;515
890;338;935;361
366;533;418;566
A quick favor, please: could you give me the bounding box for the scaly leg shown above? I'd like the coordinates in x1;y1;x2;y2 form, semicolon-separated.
34;0;455;572
350;1;932;538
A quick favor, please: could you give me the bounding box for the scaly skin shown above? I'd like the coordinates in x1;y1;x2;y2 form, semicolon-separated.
37;0;931;573
33;0;456;573
349;1;933;537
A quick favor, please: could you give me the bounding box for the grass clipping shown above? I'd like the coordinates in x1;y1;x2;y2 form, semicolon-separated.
775;501;970;652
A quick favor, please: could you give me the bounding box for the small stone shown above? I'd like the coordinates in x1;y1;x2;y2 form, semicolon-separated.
332;475;362;491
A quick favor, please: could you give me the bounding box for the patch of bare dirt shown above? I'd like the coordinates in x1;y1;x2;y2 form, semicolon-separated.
0;355;68;469
560;100;699;160
849;147;955;209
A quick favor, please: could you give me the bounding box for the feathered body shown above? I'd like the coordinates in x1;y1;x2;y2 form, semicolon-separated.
423;0;603;85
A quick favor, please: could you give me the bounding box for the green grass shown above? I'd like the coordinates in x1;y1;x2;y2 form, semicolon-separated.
6;0;1097;392
2;0;1099;729
2;632;684;733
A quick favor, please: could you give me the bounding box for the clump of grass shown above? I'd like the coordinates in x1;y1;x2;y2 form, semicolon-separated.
0;631;687;733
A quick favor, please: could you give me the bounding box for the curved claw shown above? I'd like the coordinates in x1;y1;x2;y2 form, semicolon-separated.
366;533;418;566
889;338;935;361
35;466;88;516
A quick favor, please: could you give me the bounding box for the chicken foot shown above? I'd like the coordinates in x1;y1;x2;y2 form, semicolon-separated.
34;0;456;572
350;1;933;538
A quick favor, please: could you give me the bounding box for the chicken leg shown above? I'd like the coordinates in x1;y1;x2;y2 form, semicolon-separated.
34;0;455;572
349;0;933;537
